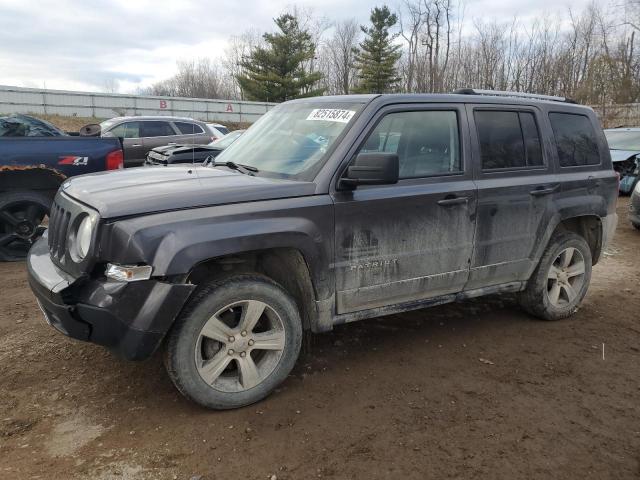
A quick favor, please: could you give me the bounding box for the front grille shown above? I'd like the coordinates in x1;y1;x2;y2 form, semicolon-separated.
48;201;71;260
46;192;98;277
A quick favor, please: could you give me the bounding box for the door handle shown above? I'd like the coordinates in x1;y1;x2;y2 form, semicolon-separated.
437;196;469;206
131;144;142;147
529;185;559;196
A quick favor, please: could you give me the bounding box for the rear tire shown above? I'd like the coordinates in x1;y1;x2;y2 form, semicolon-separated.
164;274;302;410
0;190;51;262
632;222;640;230
519;232;592;321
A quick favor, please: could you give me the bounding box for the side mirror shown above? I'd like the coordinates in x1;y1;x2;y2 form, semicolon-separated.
340;152;399;188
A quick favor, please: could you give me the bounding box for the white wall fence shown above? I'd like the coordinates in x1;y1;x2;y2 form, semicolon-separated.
591;103;640;128
0;85;276;123
3;85;636;128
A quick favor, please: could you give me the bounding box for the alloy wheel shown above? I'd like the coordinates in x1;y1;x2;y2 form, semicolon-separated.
194;300;286;393
546;247;586;307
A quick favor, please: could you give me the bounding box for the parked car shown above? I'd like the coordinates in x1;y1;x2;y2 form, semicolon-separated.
28;90;618;410
100;116;214;167
604;127;640;194
206;123;230;140
145;130;245;166
630;181;640;230
0;118;123;261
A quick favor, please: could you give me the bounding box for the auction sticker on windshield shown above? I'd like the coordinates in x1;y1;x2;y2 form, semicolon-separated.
306;109;356;123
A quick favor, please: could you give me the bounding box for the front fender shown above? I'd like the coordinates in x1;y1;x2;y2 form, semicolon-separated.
99;196;334;299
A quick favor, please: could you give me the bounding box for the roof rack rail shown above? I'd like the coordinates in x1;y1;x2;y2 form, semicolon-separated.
453;88;577;104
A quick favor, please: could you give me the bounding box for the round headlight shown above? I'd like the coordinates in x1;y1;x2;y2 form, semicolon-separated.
75;215;94;260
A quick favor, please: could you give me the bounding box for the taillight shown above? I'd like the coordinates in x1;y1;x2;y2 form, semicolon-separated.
106;149;124;170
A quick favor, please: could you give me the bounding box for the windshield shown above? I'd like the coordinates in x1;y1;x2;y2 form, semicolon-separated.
605;130;640;151
212;130;243;148
214;101;363;179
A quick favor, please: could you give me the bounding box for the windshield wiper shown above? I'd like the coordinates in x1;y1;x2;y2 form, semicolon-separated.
207;159;258;175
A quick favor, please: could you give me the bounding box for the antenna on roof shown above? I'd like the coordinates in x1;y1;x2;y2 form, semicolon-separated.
453;88;577;104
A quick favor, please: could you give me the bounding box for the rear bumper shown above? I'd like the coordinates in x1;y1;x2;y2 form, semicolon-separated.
27;236;195;360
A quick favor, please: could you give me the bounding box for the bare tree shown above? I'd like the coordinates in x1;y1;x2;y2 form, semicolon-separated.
398;0;454;93
143;0;640;109
147;59;235;100
319;19;360;94
223;29;264;100
102;78;120;94
399;0;425;92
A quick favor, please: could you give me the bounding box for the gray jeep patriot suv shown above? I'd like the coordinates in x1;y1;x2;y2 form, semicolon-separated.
28;90;618;409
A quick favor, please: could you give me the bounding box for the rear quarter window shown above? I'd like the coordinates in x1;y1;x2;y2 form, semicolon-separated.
549;113;600;167
175;122;204;135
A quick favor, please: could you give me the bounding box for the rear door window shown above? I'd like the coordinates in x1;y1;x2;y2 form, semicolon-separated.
141;121;176;137
475;110;544;170
548;113;600;167
175;122;204;135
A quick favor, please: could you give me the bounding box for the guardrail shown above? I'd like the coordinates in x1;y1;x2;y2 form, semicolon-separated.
0;85;276;123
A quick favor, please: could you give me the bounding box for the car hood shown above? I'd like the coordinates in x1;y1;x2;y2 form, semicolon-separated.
610;149;640;162
61;165;316;219
152;144;222;155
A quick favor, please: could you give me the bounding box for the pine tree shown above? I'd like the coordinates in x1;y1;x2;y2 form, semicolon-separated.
237;14;324;102
353;6;402;94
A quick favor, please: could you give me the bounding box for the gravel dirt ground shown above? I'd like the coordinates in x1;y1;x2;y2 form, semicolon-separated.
1;198;638;480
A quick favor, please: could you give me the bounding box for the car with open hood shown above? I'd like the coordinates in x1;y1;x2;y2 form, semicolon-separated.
100;116;214;167
604;127;640;194
145;129;245;166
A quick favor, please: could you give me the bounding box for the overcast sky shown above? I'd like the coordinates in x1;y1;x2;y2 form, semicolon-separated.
0;0;597;94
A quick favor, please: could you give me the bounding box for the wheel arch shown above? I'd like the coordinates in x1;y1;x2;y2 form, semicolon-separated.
186;247;318;331
533;214;603;269
0;166;66;196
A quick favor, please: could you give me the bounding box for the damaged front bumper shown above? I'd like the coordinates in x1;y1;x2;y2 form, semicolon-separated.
27;236;195;360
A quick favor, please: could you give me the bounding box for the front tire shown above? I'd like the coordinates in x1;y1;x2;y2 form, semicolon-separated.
165;274;302;410
519;232;592;321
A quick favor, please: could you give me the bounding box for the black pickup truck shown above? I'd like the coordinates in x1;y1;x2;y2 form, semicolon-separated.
27;91;617;410
1;115;123;260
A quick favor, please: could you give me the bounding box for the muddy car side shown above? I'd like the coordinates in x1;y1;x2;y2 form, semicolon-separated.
27;93;618;409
